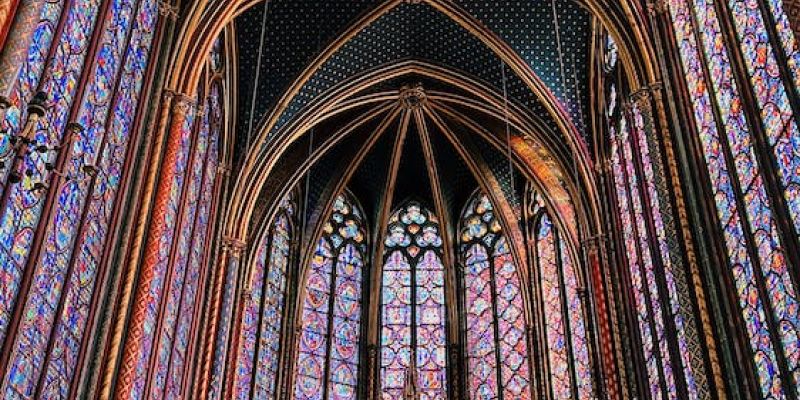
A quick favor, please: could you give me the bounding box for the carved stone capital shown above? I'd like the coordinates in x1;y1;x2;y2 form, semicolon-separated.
646;0;669;16
222;235;247;256
161;88;177;102
217;163;232;176
172;93;196;114
629;82;663;108
596;158;613;174
157;0;178;19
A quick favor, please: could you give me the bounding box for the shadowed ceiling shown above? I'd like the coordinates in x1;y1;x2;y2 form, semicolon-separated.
234;0;592;163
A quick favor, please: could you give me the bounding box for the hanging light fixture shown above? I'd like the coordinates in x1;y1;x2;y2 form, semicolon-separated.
3;91;48;183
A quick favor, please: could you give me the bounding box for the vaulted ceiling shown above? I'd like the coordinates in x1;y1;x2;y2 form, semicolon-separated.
233;0;592;162
231;0;592;246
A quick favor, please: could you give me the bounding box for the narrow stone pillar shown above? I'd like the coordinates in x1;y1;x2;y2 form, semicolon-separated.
115;93;196;398
584;236;620;400
208;238;245;400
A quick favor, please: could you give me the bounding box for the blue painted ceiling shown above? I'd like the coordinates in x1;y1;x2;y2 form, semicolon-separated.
234;0;592;161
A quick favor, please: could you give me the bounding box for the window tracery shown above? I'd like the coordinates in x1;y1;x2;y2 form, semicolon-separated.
380;202;448;399
460;193;531;399
294;192;367;400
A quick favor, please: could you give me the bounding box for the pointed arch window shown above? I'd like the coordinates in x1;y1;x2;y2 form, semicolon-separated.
525;189;594;400
667;0;800;395
233;193;296;399
295;192;367;400
380;202;448;399
460;193;531;399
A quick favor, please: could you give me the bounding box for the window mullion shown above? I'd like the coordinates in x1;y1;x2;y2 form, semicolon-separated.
321;238;339;400
552;229;580;399
485;240;505;400
248;225;274;400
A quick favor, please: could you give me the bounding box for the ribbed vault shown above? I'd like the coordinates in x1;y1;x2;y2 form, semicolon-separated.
243;71;584;299
225;0;605;247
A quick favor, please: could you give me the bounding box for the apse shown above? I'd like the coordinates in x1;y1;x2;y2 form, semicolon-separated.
228;74;594;399
0;0;799;398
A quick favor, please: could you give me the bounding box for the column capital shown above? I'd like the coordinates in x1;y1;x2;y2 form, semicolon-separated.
629;82;662;108
222;236;247;256
217;162;232;176
172;93;196;114
645;0;669;16
162;88;195;110
157;0;179;19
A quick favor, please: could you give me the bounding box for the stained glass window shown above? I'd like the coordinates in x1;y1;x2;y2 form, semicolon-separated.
460;193;531;399
667;0;800;395
0;0;159;396
380;203;448;399
295;192;367;400
233;193;295;400
525;188;595;400
609;119;668;398
131;54;223;399
0;0;146;348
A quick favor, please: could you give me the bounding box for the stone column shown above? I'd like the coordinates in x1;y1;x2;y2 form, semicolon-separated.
115;92;196;398
204;237;245;400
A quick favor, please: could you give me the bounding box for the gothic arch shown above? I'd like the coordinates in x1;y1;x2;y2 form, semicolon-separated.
149;0;668;245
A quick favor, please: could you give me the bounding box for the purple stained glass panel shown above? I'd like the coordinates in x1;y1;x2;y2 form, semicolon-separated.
557;240;593;399
537;215;571;400
0;0;106;351
1;0;158;397
165;132;219;400
380;204;447;399
461;193;532;399
609;122;663;398
295;193;366;400
667;0;793;395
